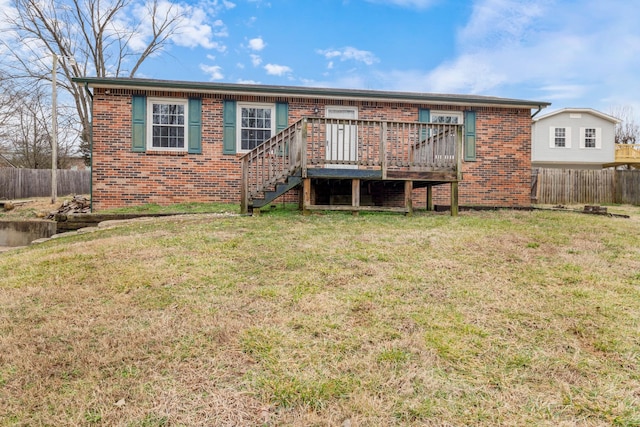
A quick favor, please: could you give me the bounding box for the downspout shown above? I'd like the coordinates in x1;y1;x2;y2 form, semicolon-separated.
531;105;543;119
82;82;94;211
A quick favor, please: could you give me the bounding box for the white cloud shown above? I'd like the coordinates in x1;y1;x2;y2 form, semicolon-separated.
237;79;260;84
317;47;379;66
213;20;228;38
250;54;262;66
200;64;224;80
125;0;228;51
391;0;640;118
538;84;587;101
264;63;292;76
248;37;266;51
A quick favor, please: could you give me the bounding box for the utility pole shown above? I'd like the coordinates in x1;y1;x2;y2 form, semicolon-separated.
51;54;58;204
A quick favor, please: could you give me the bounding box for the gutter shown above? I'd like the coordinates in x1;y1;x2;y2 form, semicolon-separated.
531;105;544;119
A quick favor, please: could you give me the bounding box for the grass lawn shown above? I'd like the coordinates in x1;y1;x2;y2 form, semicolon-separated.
1;205;639;426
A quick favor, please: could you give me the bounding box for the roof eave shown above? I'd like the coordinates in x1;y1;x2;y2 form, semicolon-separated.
533;107;620;124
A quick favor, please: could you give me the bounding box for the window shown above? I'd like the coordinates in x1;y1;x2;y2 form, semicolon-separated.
132;96;201;154
147;98;188;151
430;111;463;124
237;104;275;152
584;128;596;148
581;127;601;149
554;127;566;147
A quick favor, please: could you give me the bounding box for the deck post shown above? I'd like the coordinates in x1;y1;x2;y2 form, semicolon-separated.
352;179;360;216
298;185;304;210
302;178;311;216
240;156;249;214
381;122;387;179
405;180;413;216
456;125;464;181
426;185;433;211
301;118;308;178
451;181;459;216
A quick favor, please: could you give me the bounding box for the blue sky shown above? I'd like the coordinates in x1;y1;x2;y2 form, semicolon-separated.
140;0;640;118
133;0;640;120
2;0;639;119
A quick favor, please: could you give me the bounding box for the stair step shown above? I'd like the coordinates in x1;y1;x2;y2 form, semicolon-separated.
251;175;302;208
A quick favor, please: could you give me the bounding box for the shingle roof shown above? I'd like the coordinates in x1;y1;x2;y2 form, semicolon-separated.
73;77;551;109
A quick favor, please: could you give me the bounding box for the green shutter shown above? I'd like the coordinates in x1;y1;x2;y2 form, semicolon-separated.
276;102;288;133
275;102;289;155
418;108;431;123
222;100;236;155
464;110;476;161
419;108;430;141
132;95;146;152
188;98;202;154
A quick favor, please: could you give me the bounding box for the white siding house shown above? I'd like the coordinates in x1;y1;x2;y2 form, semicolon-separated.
532;108;620;169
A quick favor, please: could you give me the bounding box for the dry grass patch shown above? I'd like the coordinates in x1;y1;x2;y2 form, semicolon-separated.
1;207;640;426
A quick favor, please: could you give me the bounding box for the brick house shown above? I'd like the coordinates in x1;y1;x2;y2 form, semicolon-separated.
73;77;550;213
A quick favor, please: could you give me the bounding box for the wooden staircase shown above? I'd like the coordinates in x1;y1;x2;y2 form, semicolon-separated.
240;119;305;213
250;171;302;209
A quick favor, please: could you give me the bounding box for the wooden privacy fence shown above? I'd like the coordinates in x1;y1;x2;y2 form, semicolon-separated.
533;168;640;205
0;168;90;200
617;169;640;205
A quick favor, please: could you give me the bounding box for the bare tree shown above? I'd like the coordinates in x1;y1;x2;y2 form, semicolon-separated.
0;81;79;169
1;0;187;163
610;105;639;145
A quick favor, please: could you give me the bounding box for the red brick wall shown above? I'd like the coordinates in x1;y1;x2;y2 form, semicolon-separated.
90;88;532;210
431;107;533;208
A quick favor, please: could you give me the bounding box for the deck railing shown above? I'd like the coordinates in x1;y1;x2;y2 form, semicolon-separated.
241;117;462;209
614;143;640;163
304;118;461;172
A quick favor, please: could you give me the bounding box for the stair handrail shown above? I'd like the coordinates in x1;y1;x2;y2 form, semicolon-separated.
240;118;305;212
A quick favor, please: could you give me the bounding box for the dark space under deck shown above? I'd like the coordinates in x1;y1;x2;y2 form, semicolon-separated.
301;168;459;215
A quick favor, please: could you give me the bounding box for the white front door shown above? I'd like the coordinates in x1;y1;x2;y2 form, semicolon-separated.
325;106;358;169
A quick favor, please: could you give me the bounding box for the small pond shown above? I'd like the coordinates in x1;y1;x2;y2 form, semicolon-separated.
0;220;57;248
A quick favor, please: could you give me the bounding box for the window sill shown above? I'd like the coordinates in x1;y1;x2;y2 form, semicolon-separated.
145;150;188;156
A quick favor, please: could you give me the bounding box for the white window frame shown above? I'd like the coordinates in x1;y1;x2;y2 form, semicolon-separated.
236;102;276;153
580;127;601;149
550;127;571;148
146;97;189;152
430;111;463;124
